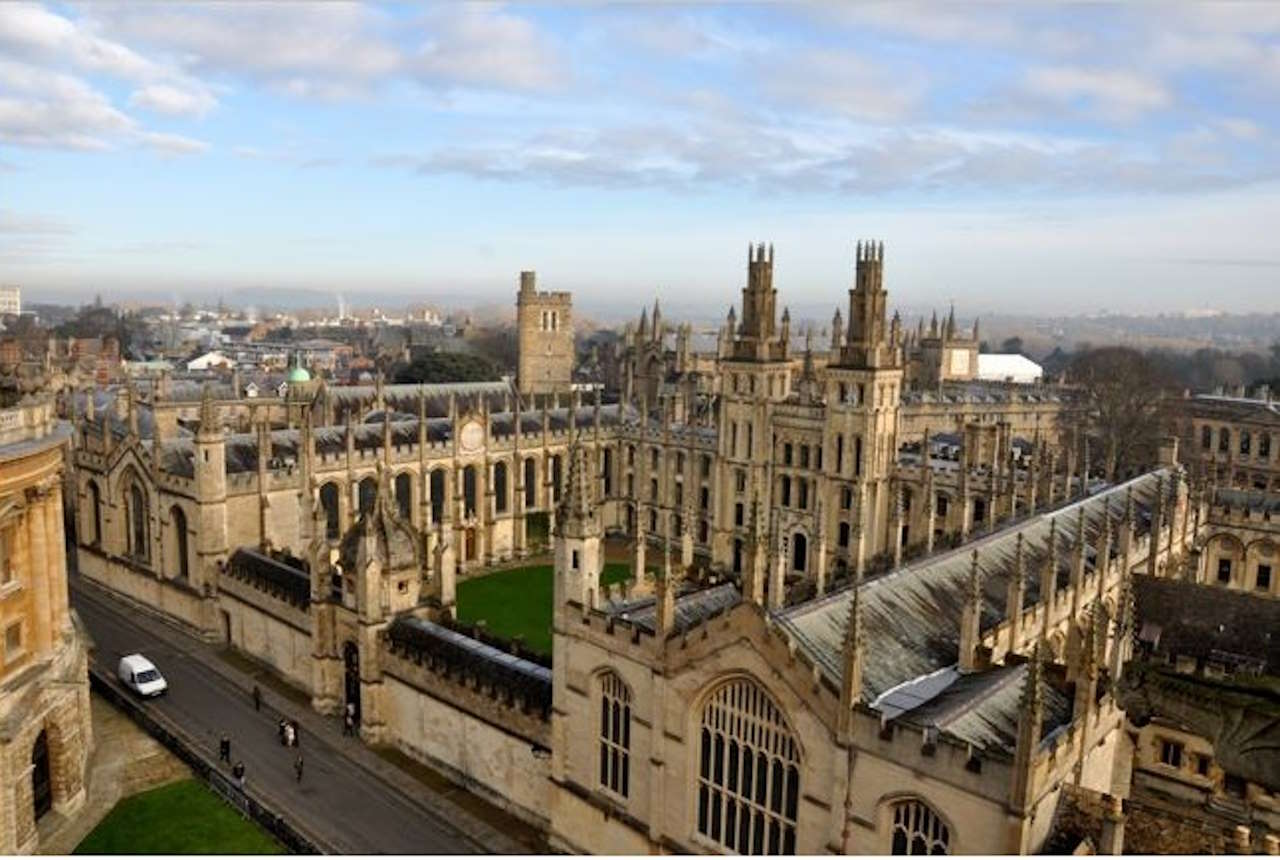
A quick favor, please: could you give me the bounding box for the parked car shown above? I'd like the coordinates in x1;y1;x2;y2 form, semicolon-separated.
117;653;168;697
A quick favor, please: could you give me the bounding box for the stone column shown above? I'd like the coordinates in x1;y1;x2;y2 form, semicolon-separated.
27;488;54;654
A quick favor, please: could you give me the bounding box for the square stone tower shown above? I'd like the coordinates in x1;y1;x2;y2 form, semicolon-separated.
516;270;574;397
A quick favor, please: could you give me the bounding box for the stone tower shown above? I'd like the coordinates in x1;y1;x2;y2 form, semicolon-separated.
553;437;603;611
714;243;793;575
194;384;229;600
824;240;905;569
516;270;574;399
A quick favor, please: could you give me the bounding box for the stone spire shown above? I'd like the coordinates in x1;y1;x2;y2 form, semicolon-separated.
197;383;220;440
838;579;865;737
556;434;597;530
959;549;984;671
1010;642;1046;811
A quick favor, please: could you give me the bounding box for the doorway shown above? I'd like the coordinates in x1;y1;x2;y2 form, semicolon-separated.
32;730;52;821
343;641;361;725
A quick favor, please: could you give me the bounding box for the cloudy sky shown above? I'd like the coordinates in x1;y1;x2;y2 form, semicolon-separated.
2;2;1278;316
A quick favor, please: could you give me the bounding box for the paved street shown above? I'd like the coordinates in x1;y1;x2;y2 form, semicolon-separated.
71;578;540;854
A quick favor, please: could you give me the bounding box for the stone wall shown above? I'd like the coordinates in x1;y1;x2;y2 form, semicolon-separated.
381;671;551;828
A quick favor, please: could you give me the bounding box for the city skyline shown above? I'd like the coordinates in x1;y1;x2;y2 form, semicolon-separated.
3;2;1279;314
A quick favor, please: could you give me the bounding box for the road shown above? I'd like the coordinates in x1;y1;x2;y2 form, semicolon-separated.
71;579;522;854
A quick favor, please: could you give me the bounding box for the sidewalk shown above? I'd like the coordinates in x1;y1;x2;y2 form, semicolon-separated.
73;577;545;854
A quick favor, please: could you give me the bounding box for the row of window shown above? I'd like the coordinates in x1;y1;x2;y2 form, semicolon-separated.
1215;558;1273;591
1200;424;1275;459
594;672;951;855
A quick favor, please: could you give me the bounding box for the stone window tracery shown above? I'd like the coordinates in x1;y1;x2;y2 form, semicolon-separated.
598;671;631;799
696;678;800;855
890;799;950;855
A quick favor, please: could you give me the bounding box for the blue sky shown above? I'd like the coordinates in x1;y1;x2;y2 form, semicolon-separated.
2;2;1279;318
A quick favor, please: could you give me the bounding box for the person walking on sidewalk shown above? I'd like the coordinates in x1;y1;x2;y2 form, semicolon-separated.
232;760;246;790
252;684;261;711
219;733;231;765
294;753;304;784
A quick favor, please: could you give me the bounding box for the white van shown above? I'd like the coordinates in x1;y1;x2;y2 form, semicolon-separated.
117;653;168;697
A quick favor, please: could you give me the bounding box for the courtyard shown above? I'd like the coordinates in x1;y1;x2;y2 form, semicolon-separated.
456;560;634;655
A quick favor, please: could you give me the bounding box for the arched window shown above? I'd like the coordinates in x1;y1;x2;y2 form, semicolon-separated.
780;476;792;507
598;672;631;798
358;477;377;516
127;481;148;560
87;481;102;546
320;483;340;539
524;458;537;508
552;455;563;503
463;465;477;518
696;678;800;855
890;799;950;855
494;462;509;514
430;469;446;524
170;506;189;580
394;472;412;520
602;447;614;496
792;532;807;573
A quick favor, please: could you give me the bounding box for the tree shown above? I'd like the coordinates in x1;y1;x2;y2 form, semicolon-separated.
390;351;499;384
1068;347;1175;480
1000;336;1024;355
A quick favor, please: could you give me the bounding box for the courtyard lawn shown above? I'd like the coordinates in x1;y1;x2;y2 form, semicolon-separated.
74;779;284;855
456;562;632;656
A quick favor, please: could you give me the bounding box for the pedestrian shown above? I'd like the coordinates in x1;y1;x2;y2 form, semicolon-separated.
342;711;354;737
294;753;304;783
232;760;245;790
291;720;301;748
252;684;261;711
284;721;295;748
278;718;287;745
218;733;231;765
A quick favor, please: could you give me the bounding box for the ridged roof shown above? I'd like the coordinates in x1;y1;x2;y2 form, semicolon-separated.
775;468;1175;704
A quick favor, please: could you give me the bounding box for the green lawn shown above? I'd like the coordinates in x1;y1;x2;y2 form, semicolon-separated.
75;779;284;855
456;562;632;656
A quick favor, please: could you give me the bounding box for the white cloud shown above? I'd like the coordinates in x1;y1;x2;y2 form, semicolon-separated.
88;2;400;97
140;131;210;155
757;49;925;122
412;5;564;92
129;83;217;117
1020;66;1172;121
0;58;134;149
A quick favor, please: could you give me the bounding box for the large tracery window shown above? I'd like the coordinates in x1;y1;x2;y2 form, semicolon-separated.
598;672;631;799
697;678;800;855
890;799;951;855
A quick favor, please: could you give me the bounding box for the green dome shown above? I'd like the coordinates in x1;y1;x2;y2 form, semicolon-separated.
286;365;311;383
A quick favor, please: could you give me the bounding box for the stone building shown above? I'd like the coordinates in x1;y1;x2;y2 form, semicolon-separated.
516;270;574;398
904;306;981;389
66;239;1278;853
0;396;91;854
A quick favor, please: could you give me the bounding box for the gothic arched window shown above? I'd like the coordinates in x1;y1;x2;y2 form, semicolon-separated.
127;481;148;560
320;483;340;539
598;672;631;799
696;678;800;855
494;462;509;514
890;799;950;855
87;480;102;546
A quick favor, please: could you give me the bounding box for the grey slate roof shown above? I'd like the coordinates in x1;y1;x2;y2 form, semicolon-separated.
774;469;1175;704
606;582;743;636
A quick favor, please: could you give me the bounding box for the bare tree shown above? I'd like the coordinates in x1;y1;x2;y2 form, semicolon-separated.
1069;347;1175;480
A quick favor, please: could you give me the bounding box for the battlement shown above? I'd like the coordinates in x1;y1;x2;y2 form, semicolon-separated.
515;270;572;305
749;242;774;265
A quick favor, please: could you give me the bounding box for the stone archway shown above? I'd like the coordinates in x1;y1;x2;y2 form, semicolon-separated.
793;531;808;573
31;729;52;821
343;641;361;724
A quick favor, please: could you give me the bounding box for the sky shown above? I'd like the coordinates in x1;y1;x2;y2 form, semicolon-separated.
2;1;1279;319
